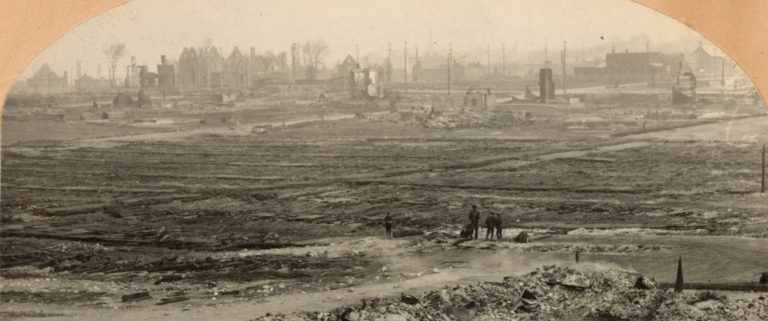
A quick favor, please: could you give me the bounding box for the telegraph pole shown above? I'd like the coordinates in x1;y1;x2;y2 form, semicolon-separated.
414;44;419;83
487;43;491;76
721;59;726;87
502;43;506;75
562;41;567;95
447;43;452;96
762;143;766;193
356;44;359;63
290;43;297;91
403;41;408;91
388;43;392;81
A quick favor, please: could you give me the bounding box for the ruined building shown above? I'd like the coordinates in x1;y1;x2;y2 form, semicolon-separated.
126;56;176;88
125;57;141;88
156;55;175;87
24;64;69;95
686;44;726;78
177;46;288;88
337;55;358;79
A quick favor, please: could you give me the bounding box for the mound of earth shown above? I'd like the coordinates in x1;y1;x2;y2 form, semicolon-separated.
253;265;768;321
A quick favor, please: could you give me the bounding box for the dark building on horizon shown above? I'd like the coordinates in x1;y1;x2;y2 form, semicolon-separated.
574;49;684;79
136;55;175;88
686;43;726;79
412;55;464;83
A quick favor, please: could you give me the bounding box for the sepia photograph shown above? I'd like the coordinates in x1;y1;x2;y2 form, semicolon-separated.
1;0;768;320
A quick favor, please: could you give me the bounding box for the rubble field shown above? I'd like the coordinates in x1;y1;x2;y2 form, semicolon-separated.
2;92;768;320
255;265;768;321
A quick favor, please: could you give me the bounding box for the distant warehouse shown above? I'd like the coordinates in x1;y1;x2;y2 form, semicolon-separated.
575;49;684;78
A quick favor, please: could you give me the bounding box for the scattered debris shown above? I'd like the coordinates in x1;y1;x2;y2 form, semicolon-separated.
255;265;768;321
121;291;152;303
400;293;420;305
514;231;531;243
392;229;424;238
633;276;656;290
154;274;184;285
156;296;189;305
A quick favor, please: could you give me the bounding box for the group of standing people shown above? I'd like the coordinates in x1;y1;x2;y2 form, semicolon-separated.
383;204;503;241
466;204;503;240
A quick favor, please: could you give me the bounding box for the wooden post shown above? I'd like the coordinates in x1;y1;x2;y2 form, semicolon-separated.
447;43;452;96
674;256;684;293
403;41;407;92
487;43;491;76
502;43;506;74
562;41;567;95
762;143;766;193
575;251;580;263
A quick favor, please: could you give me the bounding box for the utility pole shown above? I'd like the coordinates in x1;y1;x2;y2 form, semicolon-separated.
487;43;491;76
356;44;359;63
388;43;393;82
762;143;766;193
721;59;726;87
404;41;408;91
76;59;82;93
502;43;506;75
290;43;297;91
448;43;452;96
414;44;419;83
544;38;549;69
562;41;567;95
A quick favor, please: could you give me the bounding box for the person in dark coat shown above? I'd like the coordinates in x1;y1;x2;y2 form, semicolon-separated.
468;204;481;239
485;213;497;240
495;212;503;240
384;213;393;238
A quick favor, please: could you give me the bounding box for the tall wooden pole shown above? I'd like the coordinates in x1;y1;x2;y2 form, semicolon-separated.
502;43;506;74
414;44;419;83
562;41;567;95
762;143;765;193
447;43;452;96
721;59;726;87
487;43;491;75
388;43;392;82
404;41;408;91
290;43;296;91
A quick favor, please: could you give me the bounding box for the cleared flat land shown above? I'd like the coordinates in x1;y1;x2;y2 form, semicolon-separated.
2;94;768;320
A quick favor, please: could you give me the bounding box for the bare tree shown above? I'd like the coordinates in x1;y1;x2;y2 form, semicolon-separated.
104;43;126;87
301;39;328;81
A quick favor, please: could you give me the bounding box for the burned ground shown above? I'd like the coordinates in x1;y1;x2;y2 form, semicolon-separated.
1;91;768;319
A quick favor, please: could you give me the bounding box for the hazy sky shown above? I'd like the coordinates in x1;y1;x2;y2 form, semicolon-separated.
19;0;714;80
